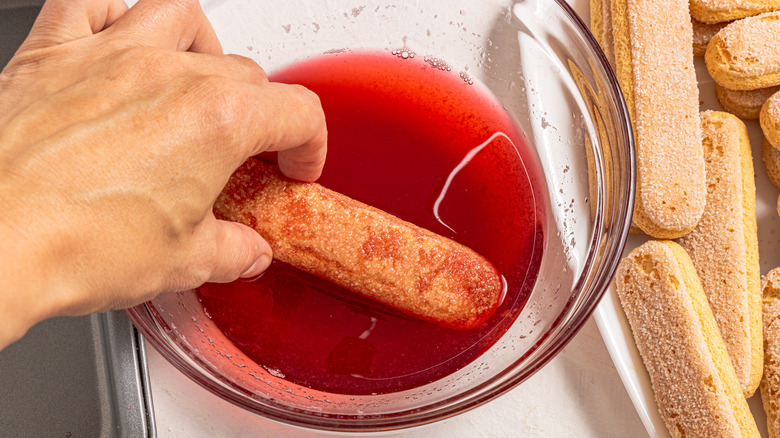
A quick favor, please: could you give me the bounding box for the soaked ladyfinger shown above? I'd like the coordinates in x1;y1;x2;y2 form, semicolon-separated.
214;158;503;330
716;83;780;119
761;268;780;438
707;11;780;90
678;111;762;397
611;0;706;238
691;0;780;24
616;240;759;437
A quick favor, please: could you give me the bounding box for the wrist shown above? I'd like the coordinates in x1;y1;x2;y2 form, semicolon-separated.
0;218;65;349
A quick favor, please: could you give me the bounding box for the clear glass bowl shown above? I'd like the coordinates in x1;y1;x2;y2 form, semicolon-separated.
127;0;634;432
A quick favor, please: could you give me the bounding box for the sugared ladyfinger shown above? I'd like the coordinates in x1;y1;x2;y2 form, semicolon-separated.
693;19;727;57
616;240;760;437
214;159;503;330
762;137;780;188
590;0;616;67
761;89;780;148
678;111;762;397
691;0;780;24
707;11;780;90
611;0;706;238
760;92;780;189
762;268;780;438
716;83;780;119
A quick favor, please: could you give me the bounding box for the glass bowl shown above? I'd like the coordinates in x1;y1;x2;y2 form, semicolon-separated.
127;0;634;432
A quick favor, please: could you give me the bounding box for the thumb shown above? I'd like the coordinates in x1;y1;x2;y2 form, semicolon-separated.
206;219;273;283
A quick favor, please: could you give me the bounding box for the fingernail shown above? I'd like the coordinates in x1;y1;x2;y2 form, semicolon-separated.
240;253;272;279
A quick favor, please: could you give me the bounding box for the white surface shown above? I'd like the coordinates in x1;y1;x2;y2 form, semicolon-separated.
148;317;648;437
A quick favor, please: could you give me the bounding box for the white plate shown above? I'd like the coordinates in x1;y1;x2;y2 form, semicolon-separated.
593;52;780;438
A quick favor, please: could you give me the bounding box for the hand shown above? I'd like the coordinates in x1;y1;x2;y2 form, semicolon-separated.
0;0;327;349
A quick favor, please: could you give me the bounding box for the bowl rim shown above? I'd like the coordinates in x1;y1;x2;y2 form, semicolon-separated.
127;0;636;431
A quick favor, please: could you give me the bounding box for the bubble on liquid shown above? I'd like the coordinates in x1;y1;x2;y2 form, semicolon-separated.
459;71;474;85
263;365;286;379
323;48;347;54
423;55;451;71
391;46;415;59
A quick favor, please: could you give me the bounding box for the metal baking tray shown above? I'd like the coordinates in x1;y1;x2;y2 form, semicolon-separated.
0;313;156;437
0;1;41;67
0;2;156;437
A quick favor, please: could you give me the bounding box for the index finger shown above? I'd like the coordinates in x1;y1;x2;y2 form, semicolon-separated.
18;0;129;52
244;82;328;182
103;0;222;54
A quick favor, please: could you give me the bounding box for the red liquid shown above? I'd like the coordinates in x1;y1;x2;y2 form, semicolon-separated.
198;52;547;395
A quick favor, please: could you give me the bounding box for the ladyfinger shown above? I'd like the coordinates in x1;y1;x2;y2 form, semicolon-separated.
762;137;780;188
706;11;780;90
691;0;780;24
616;240;759;437
611;0;707;238
678;111;762;397
716;83;780;119
762;268;780;438
590;0;616;67
214;159;503;330
693;19;727;57
761;89;780;148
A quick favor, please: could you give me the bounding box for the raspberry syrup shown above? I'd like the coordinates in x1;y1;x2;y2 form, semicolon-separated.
197;52;547;395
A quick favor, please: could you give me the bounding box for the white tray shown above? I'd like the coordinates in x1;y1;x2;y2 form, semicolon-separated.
593;55;780;438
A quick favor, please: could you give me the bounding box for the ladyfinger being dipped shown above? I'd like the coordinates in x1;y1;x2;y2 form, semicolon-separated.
707;11;780;90
616;240;759;437
690;0;780;24
611;0;706;238
761;268;780;438
678;111;762;397
214;158;504;330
